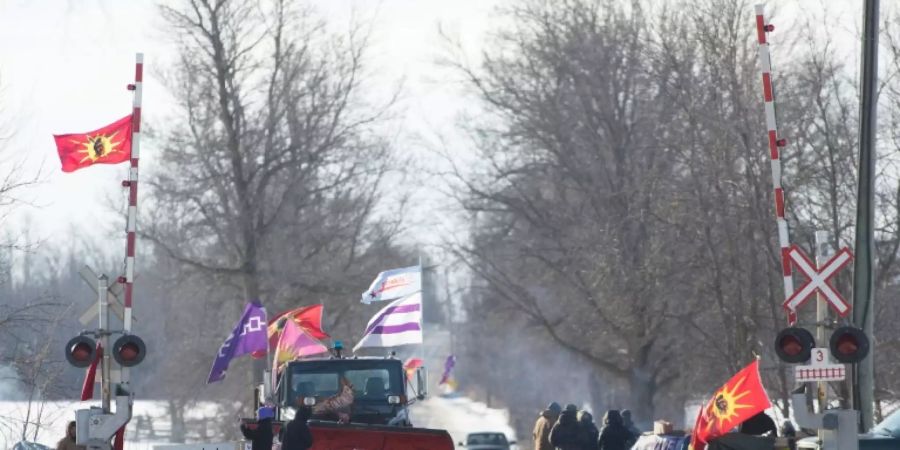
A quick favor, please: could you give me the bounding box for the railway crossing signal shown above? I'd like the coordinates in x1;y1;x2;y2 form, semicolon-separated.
783;245;853;317
773;243;869;367
112;335;146;367
830;326;870;364
65;336;98;368
774;327;815;363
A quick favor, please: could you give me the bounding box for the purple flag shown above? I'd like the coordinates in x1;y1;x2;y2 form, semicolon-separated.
439;355;456;385
207;301;268;383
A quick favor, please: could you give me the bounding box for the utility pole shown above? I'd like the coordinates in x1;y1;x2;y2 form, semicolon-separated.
853;0;879;432
815;231;830;445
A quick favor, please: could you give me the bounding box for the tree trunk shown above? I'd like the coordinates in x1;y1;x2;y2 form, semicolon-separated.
628;368;656;429
587;372;608;418
168;400;186;443
242;270;266;387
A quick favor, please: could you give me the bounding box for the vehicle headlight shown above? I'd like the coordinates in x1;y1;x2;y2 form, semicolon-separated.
303;397;317;406
388;395;401;405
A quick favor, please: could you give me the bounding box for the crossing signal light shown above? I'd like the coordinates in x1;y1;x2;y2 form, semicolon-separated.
829;326;869;363
112;335;146;367
65;336;97;368
775;327;815;363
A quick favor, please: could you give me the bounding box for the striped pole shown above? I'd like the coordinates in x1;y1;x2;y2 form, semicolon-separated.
754;6;797;324
112;51;142;450
122;52;142;334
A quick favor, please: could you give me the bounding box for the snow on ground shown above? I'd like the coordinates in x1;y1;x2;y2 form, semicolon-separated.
411;396;518;447
0;400;222;450
0;395;515;449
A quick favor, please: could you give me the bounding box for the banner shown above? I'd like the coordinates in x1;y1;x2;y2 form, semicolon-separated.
361;266;421;304
207;301;268;383
353;293;423;351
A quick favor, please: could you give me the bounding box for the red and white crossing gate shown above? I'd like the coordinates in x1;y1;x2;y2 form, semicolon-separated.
783;245;853;317
795;347;846;382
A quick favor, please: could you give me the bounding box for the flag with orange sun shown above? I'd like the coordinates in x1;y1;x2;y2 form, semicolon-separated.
54;115;132;173
690;360;771;450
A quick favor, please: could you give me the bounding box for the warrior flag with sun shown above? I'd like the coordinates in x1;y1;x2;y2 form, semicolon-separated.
690;359;771;450
54;114;132;172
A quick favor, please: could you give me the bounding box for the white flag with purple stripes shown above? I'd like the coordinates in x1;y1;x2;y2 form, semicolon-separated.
353;292;423;351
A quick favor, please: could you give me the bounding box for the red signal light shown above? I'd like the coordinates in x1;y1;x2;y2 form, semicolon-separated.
65;336;97;368
829;326;869;363
774;327;815;363
112;335;146;367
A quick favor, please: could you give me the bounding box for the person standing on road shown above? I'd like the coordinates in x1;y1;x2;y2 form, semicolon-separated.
57;421;85;450
549;404;581;450
597;410;632;450
576;411;599;450
534;402;562;450
240;407;275;450
281;405;314;450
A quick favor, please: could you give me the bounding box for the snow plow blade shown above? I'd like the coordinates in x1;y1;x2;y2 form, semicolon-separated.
309;420;454;450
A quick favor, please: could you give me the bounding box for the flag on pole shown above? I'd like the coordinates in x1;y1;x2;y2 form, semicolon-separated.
80;343;103;401
274;319;329;368
439;355;456;385
207;301;268;383
353;293;423;351
361;266;422;304
690;360;771;450
54;115;133;172
403;357;424;381
252;304;328;359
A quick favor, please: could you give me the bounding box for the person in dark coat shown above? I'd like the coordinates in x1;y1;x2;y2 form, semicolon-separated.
620;410;640;448
281;405;314;450
240;407;275;450
597;410;632;450
739;412;777;436
576;411;600;450
549;404;581;450
534;402;562;450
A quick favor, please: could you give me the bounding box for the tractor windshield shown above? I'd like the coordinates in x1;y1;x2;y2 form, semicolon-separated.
283;359;406;424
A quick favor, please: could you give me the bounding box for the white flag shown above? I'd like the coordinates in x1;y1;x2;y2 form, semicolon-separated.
353;293;423;351
361;265;422;304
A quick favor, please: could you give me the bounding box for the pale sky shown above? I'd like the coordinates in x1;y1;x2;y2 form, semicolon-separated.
0;0;877;274
0;0;502;266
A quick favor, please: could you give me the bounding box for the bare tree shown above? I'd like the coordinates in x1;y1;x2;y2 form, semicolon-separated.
444;0;695;424
149;0;401;303
141;0;415;427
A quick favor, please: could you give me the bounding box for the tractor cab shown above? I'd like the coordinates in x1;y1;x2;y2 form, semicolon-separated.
277;356;426;426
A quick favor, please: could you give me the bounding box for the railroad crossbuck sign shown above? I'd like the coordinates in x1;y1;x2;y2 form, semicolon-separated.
794;347;846;382
783;245;853;317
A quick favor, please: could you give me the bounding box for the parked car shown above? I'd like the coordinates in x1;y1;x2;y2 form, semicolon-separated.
797;408;900;450
458;432;516;450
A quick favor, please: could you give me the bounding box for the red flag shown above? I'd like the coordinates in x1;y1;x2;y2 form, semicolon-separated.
80;343;103;401
690;360;771;450
54;115;132;173
274;320;328;366
403;358;423;381
113;428;125;450
252;304;328;358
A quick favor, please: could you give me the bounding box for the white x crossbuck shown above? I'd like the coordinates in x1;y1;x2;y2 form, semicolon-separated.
783;245;853;317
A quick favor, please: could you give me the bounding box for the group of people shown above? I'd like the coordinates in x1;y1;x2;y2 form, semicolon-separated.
533;402;642;450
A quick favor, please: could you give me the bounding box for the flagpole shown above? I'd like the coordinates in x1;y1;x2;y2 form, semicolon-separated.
418;255;426;394
113;50;142;450
122;52;142;339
